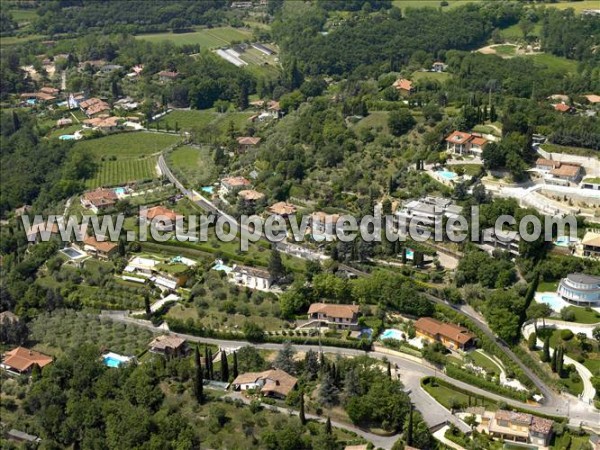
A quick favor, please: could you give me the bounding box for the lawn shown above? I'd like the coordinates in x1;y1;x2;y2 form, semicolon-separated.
527;53;579;75
421;377;498;411
563;306;600;324
167;145;218;187
156;109;255;137
135;26;252;49
0;34;43;47
411;70;452;82
500;23;542;40
543;0;600;13
8;9;38;22
353;111;390;134
452;164;483;177
493;44;517;57
467;350;503;375
73;132;180;187
540;143;598;158
48;124;81;138
393;0;482;12
537;280;559;292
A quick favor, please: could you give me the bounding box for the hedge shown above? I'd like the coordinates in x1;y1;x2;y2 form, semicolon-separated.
445;365;529;402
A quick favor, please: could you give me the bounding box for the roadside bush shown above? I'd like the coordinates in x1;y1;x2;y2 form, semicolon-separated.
560;329;574;341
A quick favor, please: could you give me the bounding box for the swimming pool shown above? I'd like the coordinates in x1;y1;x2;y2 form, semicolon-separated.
201;186;214;194
102;352;132;368
60;247;87;260
436;170;458;180
212;259;233;273
59;134;76;140
114;187;126;196
554;236;578;247
380;329;404;341
26;99;37;105
406;248;414;260
538;293;566;312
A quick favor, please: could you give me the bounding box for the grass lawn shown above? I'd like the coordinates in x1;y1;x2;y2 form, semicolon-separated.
467;350;503;375
48;124;81;138
73;132;180;187
135;26;252;48
537;280;559;292
500;23;542;40
543;0;600;13
0;34;44;46
564;306;600;324
452;164;483;177
411;70;452;82
493;44;517;57
393;0;482;12
156;109;255;137
167;145;218;187
540;143;598;158
527;53;579;75
8;9;38;22
353;111;390;134
421;377;498;411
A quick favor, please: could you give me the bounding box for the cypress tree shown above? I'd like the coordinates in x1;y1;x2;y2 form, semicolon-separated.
204;346;210;378
325;417;332;435
528;332;537;351
407;403;414;446
557;347;564;377
232;351;238;379
221;350;229;382
194;345;203;403
551;347;557;372
299;391;306;425
387;361;392;379
542;335;550;362
144;293;151;316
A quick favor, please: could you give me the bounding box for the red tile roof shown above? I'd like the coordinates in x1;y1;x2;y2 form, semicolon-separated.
554;103;572;113
414;317;475;345
445;131;472;145
140;205;182;222
2;347;52;373
308;303;359;320
83;235;118;254
393;78;413;91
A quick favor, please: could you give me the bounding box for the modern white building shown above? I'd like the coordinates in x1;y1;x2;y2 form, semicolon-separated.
557;273;600;306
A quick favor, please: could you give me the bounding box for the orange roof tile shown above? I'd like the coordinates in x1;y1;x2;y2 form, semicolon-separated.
2;347;52;372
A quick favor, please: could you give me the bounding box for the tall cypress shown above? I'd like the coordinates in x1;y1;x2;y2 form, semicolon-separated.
387;361;392;379
325;417;332;435
204;346;210;378
194;345;203;403
232;351;238;379
542;335;550;362
299;391;306;425
407;403;414;446
220;350;229;382
550;347;557;373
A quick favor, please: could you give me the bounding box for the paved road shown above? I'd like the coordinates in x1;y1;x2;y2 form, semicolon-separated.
101;312;600;434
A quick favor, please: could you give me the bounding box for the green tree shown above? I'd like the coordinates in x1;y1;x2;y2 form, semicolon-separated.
542;335;550;362
220;350;229;382
388;109;416;137
528;332;537;351
194;345;204;403
299;391;306;425
319;373;340;408
269;247;286;281
232;351;238;379
274;342;296;374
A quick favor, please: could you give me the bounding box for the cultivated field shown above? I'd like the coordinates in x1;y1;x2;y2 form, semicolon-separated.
135;26;252;48
73;132;181;187
166;145;218;187
394;0;598;13
156;109;255;135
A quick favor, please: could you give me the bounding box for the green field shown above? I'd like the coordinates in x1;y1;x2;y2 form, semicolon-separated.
135;26;252;48
74;132;180;187
8;9;38;22
353;111;390;134
167;145;218;187
0;34;43;46
156;109;255;136
500;23;542;40
494;44;517;57
411;70;452;82
544;0;600;13
528;53;579;74
393;0;482;11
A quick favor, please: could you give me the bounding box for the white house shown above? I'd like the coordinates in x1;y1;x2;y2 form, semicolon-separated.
229;265;273;290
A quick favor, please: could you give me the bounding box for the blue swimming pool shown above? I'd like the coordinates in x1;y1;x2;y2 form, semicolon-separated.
59;134;76;140
114;187;126;196
437;170;458;180
26;99;37;105
380;329;404;341
554;236;577;247
406;249;414;260
60;247;86;259
213;262;233;273
104;356;122;368
539;294;565;312
201;186;214;194
102;352;132;368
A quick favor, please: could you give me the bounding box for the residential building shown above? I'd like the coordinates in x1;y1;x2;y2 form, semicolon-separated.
307;303;360;330
486;410;553;447
148;335;188;357
267;201;297;217
1;347;53;375
414;317;475;350
82;235;118;259
0;311;19;324
480;227;520;257
554;102;574;113
535;158;557;171
432;61;447;72
238;189;265;202
395;196;462;232
252;43;275;55
158;70;179;82
124;256;160;276
220;176;251;195
230;1;254;8
25;221;59;243
83;116;120;131
548;162;583;183
237;136;261;152
40;86;59;96
581;178;600;191
140;205;183;231
585;94;600;104
579;231;600;259
79;97;110;117
557;273;600;306
231;368;298;399
229;265;273;290
310;211;341;238
445;131;489;156
57;117;73;127
392;78;414;95
6;429;42;444
81;188;118;213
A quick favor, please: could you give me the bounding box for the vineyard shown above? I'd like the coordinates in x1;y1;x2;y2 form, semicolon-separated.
85;156;158;188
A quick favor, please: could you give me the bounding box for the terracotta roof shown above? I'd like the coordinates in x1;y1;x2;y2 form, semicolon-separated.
585;94;600;104
308;303;359;320
85;102;110;116
535;158;556;168
26;222;59;236
445;131;472;144
221;176;251;188
267;100;281;111
84;116;119;128
414;317;475;345
582;231;600;248
79;97;103;109
232;264;271;279
83;235;117;253
83;188;118;207
2;347;52;372
268;202;297;216
233;368;297;397
149;335;186;351
345;445;369;450
311;211;341;223
530;416;553;435
470;136;488;147
40;86;59;95
237;136;261;146
554;103;572;112
393;78;413;91
158;70;178;79
550;163;581;178
140;205;183;222
238;189;265;201
495;410;532;425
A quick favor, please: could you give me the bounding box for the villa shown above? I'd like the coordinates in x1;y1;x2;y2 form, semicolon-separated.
414;317;475;351
445;131;489;156
267;201;297;217
81;188;118;213
310;211;341;239
480;227;521;257
158;70;179;82
229;265;273;290
82;235;118;259
1;347;53;375
79;97;110;117
579;231;600;259
237;136;261;153
140;205;183;231
557;273;600;306
238;189;265;202
220;176;251;196
148;335;188;357
392;78;414;95
231;368;297;399
394;196;462;232
307;302;360;330
534;158;583;185
479;410;554;447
